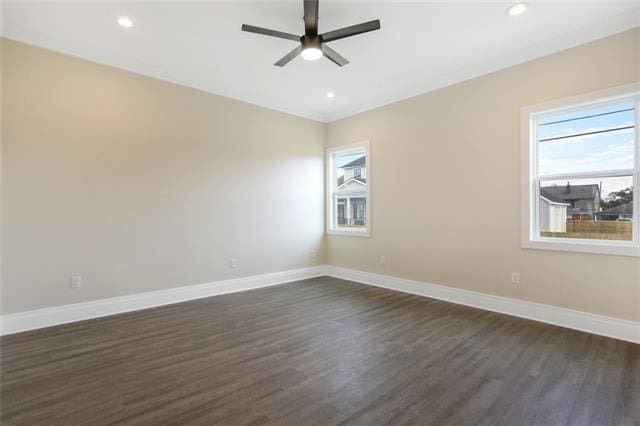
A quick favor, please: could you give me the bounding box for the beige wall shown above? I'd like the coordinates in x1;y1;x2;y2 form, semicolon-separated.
2;29;639;322
1;38;326;314
326;28;640;322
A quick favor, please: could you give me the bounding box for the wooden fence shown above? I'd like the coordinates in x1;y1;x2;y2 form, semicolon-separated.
541;220;632;241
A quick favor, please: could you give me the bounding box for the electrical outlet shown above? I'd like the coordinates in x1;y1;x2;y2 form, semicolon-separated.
310;250;317;259
511;272;520;285
70;275;82;288
379;255;387;265
228;258;237;269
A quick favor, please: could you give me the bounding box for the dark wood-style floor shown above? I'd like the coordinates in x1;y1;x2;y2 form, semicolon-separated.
1;276;639;425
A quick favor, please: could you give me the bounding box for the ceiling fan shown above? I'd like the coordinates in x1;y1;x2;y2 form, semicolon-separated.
241;0;381;67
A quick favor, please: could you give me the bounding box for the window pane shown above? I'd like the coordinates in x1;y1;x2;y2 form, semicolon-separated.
334;149;367;229
539;176;633;241
537;101;635;176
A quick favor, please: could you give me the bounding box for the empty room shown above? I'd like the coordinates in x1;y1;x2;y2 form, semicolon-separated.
1;1;639;424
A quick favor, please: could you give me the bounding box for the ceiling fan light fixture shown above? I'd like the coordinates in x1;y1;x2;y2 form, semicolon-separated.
301;47;323;61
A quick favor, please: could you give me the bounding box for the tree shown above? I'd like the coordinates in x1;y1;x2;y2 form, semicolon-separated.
602;186;633;209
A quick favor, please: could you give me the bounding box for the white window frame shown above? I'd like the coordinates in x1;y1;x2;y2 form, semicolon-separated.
521;83;640;257
326;141;371;237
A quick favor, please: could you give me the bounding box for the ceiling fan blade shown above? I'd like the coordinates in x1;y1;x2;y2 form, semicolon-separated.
321;44;349;67
242;24;300;42
320;20;381;43
303;0;319;37
274;45;302;67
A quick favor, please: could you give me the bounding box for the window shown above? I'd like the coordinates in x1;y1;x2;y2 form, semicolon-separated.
327;142;370;236
522;85;640;256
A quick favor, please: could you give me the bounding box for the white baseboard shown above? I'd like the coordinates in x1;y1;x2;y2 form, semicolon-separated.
2;265;638;343
0;266;325;336
324;266;640;344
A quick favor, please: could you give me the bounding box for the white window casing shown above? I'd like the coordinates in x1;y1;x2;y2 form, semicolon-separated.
326;141;371;237
521;83;640;257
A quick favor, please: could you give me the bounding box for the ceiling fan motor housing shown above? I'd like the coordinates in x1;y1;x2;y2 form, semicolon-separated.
301;35;321;50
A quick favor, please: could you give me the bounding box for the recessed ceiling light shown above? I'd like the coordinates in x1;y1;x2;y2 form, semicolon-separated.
118;17;134;28
301;47;323;61
326;92;335;99
506;2;528;16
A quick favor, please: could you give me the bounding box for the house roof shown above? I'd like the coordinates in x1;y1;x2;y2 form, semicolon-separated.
340;156;365;169
337;177;367;190
597;202;633;216
539;189;569;204
540;184;600;201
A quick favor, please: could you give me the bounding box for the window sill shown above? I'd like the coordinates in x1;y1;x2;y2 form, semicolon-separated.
327;228;371;238
522;238;640;257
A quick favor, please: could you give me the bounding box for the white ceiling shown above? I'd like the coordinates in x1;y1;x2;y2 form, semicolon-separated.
2;1;639;122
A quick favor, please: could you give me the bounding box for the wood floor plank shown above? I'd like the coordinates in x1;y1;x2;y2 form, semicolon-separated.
1;276;638;425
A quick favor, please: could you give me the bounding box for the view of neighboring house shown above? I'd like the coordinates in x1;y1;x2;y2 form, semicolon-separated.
336;155;367;227
540;183;601;220
596;201;633;221
539;189;570;232
539;182;633;240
